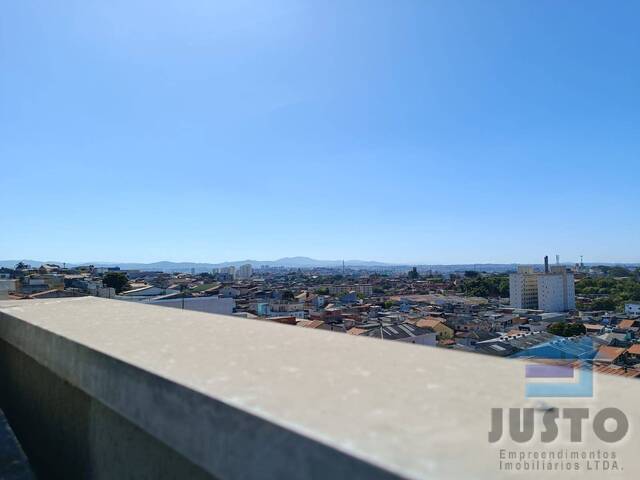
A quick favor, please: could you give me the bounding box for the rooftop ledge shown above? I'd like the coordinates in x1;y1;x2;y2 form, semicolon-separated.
0;297;638;479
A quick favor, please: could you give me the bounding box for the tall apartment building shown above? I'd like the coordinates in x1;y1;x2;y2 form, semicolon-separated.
235;263;253;280
509;261;576;312
509;266;539;309
538;266;576;312
220;266;236;276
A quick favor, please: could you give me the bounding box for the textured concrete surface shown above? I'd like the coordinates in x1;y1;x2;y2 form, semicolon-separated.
1;297;640;479
0;339;214;480
0;406;34;480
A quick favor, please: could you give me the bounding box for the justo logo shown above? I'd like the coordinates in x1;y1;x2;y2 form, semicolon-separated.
488;338;629;446
488;407;629;443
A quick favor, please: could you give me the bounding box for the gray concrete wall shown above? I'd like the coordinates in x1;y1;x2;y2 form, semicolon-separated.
0;299;399;480
0;339;213;480
2;298;640;479
0;403;34;480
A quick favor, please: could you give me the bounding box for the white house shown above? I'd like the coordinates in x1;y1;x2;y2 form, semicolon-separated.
625;303;640;315
219;286;240;298
118;285;179;300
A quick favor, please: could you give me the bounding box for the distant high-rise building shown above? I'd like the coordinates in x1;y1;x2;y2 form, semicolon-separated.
509;266;539;309
235;264;253;280
220;266;236;276
509;260;576;312
538;266;576;313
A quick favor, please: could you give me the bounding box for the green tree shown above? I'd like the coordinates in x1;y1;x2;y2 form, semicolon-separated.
497;277;510;297
459;274;509;298
281;290;295;301
547;322;586;337
590;297;616;311
575;275;640;311
102;272;129;294
565;323;586;336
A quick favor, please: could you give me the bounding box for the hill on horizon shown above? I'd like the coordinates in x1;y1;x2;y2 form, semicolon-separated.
0;257;393;271
2;258;637;273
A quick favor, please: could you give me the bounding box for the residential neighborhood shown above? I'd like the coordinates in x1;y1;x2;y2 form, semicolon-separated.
3;258;640;377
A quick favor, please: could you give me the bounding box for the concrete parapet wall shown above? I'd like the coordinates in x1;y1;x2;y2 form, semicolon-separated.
0;298;639;479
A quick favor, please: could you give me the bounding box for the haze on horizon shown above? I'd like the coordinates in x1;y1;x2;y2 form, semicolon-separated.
2;255;637;269
2;1;639;265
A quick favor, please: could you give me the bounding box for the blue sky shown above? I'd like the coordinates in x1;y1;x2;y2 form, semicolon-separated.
1;0;639;264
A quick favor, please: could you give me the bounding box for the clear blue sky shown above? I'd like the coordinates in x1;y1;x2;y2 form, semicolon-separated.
2;0;639;264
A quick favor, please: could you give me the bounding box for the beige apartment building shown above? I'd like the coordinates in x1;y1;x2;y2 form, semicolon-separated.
509;264;576;312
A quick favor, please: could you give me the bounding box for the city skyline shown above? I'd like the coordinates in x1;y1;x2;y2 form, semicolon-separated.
1;255;638;270
2;1;640;264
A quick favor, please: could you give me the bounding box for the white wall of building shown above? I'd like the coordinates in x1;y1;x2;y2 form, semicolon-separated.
397;332;437;347
119;286;179;298
566;274;576;311
0;279;18;299
626;303;640;315
94;286;116;298
538;271;575;313
149;296;236;315
538;274;565;312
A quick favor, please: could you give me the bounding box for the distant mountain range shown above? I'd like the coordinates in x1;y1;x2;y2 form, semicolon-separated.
2;257;638;273
0;257;392;272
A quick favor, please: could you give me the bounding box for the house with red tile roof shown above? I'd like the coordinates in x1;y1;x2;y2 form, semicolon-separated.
594;345;627;364
625;344;640;362
618;319;636;330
